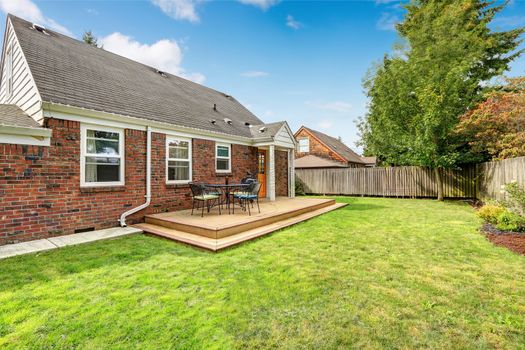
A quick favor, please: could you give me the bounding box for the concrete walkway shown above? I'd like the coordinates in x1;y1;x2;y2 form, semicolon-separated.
0;227;142;260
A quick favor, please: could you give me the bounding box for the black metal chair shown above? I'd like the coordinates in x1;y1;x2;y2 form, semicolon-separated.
232;182;261;215
189;183;221;217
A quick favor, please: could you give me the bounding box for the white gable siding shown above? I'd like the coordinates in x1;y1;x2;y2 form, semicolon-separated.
0;19;42;123
273;125;295;149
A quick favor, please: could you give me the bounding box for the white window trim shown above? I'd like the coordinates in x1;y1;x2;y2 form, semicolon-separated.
80;123;125;187
215;143;231;173
5;44;13;98
298;137;309;153
166;136;192;184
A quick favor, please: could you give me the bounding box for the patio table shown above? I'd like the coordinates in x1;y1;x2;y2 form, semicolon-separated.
205;183;250;214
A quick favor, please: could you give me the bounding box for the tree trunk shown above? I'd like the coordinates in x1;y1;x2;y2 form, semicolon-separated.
434;167;444;201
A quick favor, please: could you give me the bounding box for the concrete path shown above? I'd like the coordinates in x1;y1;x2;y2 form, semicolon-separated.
0;227;142;260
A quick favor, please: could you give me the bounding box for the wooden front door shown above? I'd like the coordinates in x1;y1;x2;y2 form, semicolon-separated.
257;149;267;198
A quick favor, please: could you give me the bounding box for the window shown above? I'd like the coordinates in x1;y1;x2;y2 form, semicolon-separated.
5;44;13;97
215;143;231;173
80;124;124;187
166;137;192;183
298;137;309;153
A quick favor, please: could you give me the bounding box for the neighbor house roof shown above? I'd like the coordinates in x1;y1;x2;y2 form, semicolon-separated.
296;126;365;164
8;14;267;139
361;156;377;165
295;155;347;168
0;104;42;129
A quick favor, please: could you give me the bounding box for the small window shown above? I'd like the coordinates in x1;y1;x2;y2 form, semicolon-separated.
80;124;124;187
5;44;13;97
298;137;309;153
166;137;192;183
216;143;231;173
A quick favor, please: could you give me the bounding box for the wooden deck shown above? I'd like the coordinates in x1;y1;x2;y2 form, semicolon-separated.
135;197;346;251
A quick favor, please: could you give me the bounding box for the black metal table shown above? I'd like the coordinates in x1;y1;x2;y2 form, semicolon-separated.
205;183;250;213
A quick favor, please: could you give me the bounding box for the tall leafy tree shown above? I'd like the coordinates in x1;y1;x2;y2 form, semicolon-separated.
359;0;524;200
456;77;525;160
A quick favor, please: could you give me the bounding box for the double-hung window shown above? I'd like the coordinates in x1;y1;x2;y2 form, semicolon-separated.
166;137;192;183
5;44;13;97
80;124;124;187
215;143;231;173
298;137;309;153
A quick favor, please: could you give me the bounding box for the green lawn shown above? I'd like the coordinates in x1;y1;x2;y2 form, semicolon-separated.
1;197;524;349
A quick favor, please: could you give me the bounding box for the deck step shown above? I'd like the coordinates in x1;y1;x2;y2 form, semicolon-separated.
135;202;347;251
145;198;337;239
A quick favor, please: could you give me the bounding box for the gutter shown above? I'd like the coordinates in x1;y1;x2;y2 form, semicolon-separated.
119;126;151;227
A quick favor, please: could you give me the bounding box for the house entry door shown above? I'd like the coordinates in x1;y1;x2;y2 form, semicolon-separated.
257;149;267;198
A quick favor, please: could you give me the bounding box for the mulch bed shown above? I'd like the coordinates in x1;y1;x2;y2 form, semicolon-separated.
482;223;525;256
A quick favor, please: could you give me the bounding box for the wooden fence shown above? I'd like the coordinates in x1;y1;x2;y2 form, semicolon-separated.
477;156;525;201
296;157;525;199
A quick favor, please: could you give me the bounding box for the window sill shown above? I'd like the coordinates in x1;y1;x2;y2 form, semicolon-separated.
80;186;126;193
166;183;190;189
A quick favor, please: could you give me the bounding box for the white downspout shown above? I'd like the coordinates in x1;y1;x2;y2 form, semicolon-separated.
119;126;152;227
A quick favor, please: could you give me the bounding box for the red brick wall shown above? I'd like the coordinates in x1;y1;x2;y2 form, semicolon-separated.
0;118;260;245
295;129;347;164
275;150;289;197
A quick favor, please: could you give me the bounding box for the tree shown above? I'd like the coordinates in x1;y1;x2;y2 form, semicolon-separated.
359;0;524;200
82;30;99;47
455;77;525;160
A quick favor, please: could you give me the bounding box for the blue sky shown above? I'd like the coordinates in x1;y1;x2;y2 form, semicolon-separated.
1;0;524;152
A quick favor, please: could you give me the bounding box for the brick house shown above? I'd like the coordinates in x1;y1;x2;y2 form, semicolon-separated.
0;14;296;245
294;126;374;168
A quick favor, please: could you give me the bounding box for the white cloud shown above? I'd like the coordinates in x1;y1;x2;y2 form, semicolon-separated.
376;12;400;31
264;110;275;117
317;121;333;130
238;0;279;10
100;33;205;84
241;70;269;78
0;0;72;36
307;101;352;113
151;0;200;23
492;15;525;28
286;15;301;30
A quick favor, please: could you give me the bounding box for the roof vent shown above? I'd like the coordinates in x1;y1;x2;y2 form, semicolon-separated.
223;93;232;99
244;122;251;126
156;69;167;77
210;119;216;125
32;23;48;35
213;103;217;111
259;126;267;133
224;118;233;125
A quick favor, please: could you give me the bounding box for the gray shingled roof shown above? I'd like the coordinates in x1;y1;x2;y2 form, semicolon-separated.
301;126;365;164
249;121;285;139
9;14;265;138
0;104;42;128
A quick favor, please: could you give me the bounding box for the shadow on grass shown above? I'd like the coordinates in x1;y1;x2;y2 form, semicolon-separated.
0;234;207;292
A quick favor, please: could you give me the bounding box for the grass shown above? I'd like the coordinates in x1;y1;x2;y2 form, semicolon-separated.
1;197;524;349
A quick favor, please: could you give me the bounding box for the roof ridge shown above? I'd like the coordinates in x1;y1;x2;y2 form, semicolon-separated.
7;13;244;105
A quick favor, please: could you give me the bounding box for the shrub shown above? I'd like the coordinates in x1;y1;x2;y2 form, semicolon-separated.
295;175;306;196
496;210;525;232
477;204;506;224
502;182;525;216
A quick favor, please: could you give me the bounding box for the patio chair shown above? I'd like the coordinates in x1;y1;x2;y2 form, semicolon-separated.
232;182;261;215
189;183;221;217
